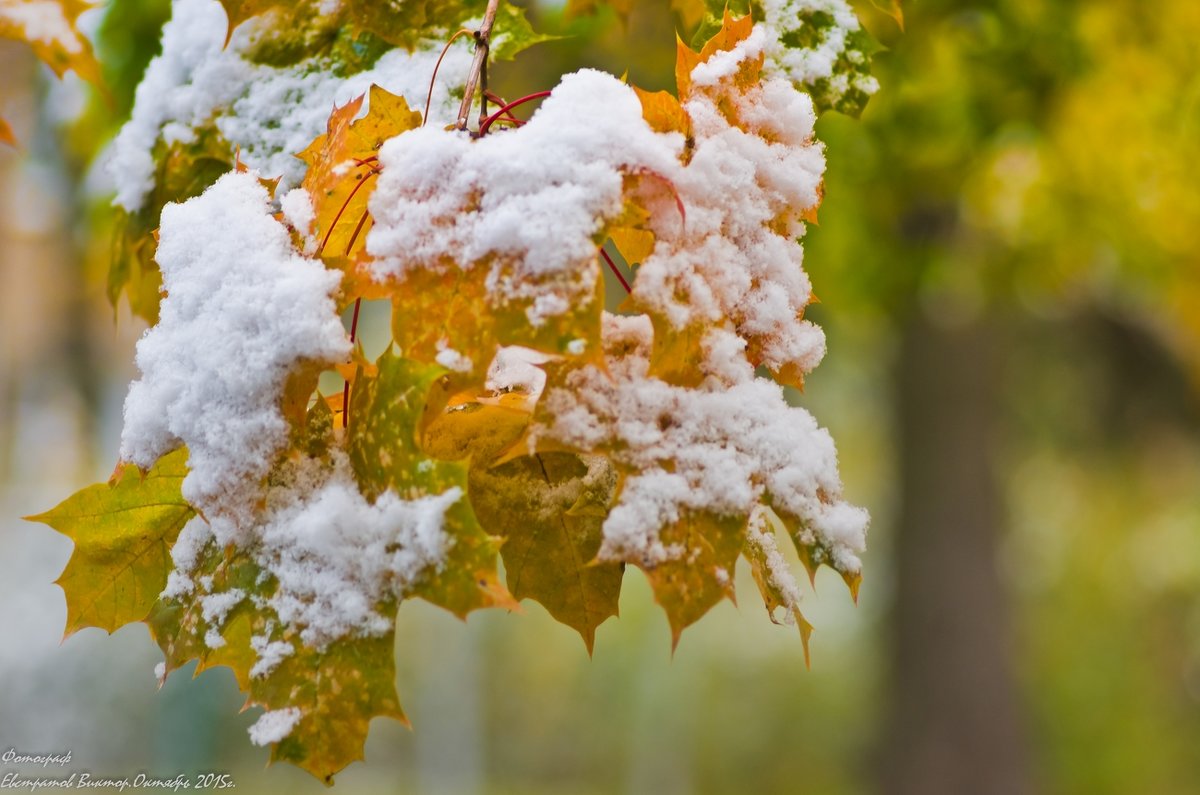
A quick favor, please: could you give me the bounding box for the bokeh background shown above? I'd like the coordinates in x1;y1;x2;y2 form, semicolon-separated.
3;1;1200;793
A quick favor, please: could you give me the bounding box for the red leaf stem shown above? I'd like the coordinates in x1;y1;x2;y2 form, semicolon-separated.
477;91;552;136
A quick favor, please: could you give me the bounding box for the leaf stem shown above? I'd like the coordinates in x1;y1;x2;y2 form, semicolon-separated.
456;0;503;131
477;91;552;136
317;167;380;256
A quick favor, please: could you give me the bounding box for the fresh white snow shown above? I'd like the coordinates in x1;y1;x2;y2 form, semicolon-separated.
119;171;350;543
109;0;472;212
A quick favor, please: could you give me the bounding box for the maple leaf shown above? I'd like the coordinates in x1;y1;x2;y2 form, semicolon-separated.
744;506;813;663
34;0;880;777
386;256;606;379
0;116;15;146
216;0;280;44
469;452;623;652
348;349;516;616
636;511;747;649
220;0;549;61
146;541;261;691
621;12;826;391
872;0;905;29
0;0;102;84
607;168;687;271
420;377;534;462
26;448;194;637
147;539;405;784
675;10;756;99
773;504;863;603
297;85;422;264
250;629;405;783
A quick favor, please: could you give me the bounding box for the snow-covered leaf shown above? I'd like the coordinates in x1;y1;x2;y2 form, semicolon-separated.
348;349;515;616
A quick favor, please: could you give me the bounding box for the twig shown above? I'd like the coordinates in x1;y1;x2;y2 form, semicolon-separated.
456;0;503;130
424;29;473;126
342;298;362;429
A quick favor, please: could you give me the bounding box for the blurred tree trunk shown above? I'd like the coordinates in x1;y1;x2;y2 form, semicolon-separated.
878;309;1031;795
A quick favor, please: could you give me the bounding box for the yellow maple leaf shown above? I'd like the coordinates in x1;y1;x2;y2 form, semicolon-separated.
26;448;194;637
296;85;422;263
638;511;748;650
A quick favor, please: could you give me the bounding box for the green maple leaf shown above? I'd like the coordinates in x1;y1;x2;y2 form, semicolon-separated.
26;448;194;637
469;452;623;653
147;541;261;690
221;0;551;60
251;629;406;783
148;540;404;784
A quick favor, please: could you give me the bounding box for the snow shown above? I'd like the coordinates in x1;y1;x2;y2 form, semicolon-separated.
537;313;868;573
367;69;683;327
161;516;213;598
249;635;294;679
435;345;473;374
248;707;303;746
253;452;459;648
200;589;245;626
152;452;461;660
279;187;317;254
632;35;829;381
109;0;473;212
691;26;768;88
119;171;350;543
759;0;880;104
370;34;827;379
485;347;552;398
746;507;803;624
122;171;464;650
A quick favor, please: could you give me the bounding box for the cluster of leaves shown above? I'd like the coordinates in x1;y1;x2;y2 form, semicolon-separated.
27;0;900;783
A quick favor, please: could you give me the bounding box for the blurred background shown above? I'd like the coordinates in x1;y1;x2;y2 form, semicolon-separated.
3;0;1200;793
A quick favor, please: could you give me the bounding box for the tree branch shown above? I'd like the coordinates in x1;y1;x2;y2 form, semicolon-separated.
456;0;502;131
